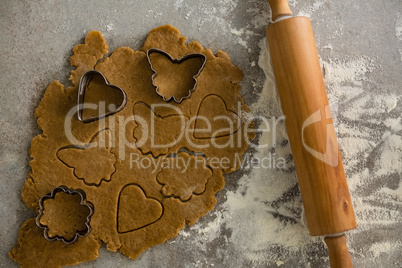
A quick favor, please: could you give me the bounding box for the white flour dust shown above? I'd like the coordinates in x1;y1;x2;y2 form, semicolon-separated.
170;0;401;266
396;12;402;61
173;0;239;33
180;37;401;267
297;0;329;18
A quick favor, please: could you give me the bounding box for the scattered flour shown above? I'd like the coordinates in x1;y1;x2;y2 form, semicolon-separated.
183;30;401;268
297;0;329;18
172;0;238;33
396;12;402;61
276;260;285;266
175;1;401;266
368;241;398;259
106;23;114;32
322;57;374;85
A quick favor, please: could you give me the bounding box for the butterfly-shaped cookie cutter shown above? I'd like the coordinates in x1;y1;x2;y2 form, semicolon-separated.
147;48;207;103
35;186;94;244
77;70;127;123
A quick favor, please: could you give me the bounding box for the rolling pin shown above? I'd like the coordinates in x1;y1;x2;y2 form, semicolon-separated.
265;1;357;267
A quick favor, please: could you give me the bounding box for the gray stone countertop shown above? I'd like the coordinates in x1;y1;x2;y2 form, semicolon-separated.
1;0;401;267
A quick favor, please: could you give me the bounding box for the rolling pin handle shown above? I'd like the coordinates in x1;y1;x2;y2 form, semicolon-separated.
324;234;353;268
268;0;293;21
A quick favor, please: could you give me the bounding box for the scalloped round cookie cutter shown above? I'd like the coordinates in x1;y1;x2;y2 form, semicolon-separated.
77;70;127;123
35;185;94;244
146;48;207;103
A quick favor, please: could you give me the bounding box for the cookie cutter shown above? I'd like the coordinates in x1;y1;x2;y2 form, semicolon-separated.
147;48;207;103
77;70;127;123
36;185;94;244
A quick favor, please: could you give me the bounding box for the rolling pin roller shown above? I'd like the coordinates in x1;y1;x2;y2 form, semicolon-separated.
265;1;357;267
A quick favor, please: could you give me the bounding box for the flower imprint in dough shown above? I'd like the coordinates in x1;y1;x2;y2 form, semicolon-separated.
156;152;212;201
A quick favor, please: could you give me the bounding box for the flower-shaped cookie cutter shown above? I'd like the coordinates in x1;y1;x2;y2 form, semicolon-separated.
147;48;207;103
35;186;94;244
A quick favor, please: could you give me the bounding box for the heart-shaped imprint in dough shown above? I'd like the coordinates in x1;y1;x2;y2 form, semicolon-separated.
78;70;127;123
147;49;206;103
194;94;241;139
117;184;163;233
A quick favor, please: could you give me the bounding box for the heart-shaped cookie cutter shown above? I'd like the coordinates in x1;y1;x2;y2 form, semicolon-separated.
35;186;94;244
147;48;207;103
77;70;127;123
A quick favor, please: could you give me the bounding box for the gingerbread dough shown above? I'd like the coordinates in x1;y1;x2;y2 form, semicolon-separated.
9;25;254;267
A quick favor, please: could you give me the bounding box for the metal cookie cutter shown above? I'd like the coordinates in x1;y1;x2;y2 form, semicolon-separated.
36;186;94;244
77;70;127;123
147;48;207;103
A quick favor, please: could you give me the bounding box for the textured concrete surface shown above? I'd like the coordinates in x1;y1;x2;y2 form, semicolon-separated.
1;0;401;267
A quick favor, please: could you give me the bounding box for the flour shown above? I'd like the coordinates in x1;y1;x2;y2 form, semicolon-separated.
169;1;401;266
297;0;329;18
106;23;114;32
181;29;401;267
368;241;395;259
322;57;374;85
181;39;316;265
173;0;238;33
396;12;402;61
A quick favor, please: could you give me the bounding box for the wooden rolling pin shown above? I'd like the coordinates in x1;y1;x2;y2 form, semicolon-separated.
265;1;357;267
